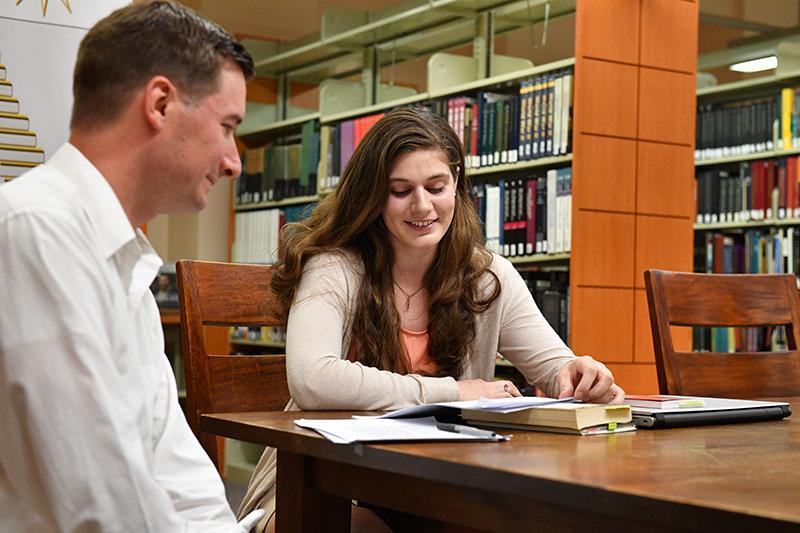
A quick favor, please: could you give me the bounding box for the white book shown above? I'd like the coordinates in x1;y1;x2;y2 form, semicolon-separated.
233;212;244;263
555;171;564;253
564;169;572;252
560;73;572;155
552;74;562;156
0;81;11;97
270;208;281;263
546;169;557;254
485;185;501;254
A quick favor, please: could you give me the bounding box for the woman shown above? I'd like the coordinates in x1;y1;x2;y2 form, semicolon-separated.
239;107;624;531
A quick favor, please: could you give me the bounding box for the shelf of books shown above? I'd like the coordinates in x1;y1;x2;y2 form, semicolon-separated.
693;70;800;353
694;73;800;272
233;59;575;276
229;326;286;352
230;1;698;394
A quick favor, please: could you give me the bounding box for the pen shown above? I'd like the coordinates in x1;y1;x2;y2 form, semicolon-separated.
436;422;499;439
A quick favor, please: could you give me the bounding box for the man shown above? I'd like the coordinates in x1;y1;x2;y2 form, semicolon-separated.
0;2;263;531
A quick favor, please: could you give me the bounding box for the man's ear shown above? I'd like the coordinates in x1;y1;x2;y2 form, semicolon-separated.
143;76;178;131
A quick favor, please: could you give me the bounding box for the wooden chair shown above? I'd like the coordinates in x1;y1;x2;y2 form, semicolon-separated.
644;269;800;397
176;260;290;467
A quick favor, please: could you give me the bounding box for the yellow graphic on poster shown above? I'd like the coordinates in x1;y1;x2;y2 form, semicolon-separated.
14;0;71;16
0;53;45;183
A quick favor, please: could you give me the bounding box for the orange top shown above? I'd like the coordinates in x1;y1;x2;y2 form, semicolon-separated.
345;328;438;374
400;327;437;374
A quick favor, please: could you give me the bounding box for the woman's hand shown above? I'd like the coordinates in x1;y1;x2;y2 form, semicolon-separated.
457;379;522;400
557;356;625;404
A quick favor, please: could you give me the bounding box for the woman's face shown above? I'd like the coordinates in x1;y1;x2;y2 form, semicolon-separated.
382;148;457;258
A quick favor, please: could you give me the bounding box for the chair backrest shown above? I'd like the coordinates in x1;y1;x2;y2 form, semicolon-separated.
644;269;800;397
176;260;290;466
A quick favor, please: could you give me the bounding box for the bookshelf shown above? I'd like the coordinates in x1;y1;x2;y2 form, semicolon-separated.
232;0;699;395
695;217;800;232
692;63;800;353
696;147;800;167
693;64;800;274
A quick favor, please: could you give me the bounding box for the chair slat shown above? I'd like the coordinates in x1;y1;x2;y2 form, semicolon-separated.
670;351;800;398
662;274;796;326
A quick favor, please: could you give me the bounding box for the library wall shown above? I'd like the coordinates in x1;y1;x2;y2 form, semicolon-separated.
0;0;128;159
570;0;697;394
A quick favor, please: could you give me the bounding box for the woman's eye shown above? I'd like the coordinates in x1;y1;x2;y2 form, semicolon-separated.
390;190;411;198
427;187;445;194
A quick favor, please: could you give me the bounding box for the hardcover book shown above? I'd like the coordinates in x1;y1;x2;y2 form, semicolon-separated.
461;402;632;433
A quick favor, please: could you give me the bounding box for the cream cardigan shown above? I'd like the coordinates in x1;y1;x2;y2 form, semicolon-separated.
238;251;575;528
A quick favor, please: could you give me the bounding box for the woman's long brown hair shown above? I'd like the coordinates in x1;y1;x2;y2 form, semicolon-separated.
270;107;500;377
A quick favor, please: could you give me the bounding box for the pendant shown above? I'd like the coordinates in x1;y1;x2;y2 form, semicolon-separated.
405;296;411;312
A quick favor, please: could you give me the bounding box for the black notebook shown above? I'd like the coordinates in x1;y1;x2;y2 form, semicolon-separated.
626;396;792;429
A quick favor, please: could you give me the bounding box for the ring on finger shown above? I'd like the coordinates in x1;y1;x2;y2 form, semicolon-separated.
503;383;509;392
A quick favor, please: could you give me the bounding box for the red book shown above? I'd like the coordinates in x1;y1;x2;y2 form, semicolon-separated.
777;159;787;215
526;178;537;255
787;157;797;213
624;395;706;409
765;160;776;217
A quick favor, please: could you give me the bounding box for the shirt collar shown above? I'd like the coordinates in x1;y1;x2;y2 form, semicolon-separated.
46;143;136;260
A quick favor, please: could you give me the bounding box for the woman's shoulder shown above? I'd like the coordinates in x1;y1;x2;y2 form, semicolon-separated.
484;251;519;281
303;249;364;277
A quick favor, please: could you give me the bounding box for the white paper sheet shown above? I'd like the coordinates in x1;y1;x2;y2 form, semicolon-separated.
294;416;509;444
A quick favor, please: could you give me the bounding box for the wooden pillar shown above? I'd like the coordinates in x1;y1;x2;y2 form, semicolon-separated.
570;0;698;393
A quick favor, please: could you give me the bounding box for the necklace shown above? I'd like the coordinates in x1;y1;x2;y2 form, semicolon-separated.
393;279;424;312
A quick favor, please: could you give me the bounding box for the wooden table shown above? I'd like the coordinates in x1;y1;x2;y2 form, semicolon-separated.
201;398;800;532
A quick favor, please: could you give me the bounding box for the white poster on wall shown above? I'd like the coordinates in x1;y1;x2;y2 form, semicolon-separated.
0;0;129;161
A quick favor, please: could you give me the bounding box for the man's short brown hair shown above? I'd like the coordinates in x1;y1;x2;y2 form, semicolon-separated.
71;1;254;130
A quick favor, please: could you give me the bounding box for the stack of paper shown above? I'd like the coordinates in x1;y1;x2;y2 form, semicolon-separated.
295;416;508;444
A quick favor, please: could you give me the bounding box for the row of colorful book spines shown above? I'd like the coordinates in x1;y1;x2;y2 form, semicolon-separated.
697;230;799;275
229;326;286;344
472;171;573;214
696;88;800;153
694;184;800;223
437;93;571;167
236;177;317;205
696;162;800;218
240;135;320;186
692;326;784;354
486;228;571;257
